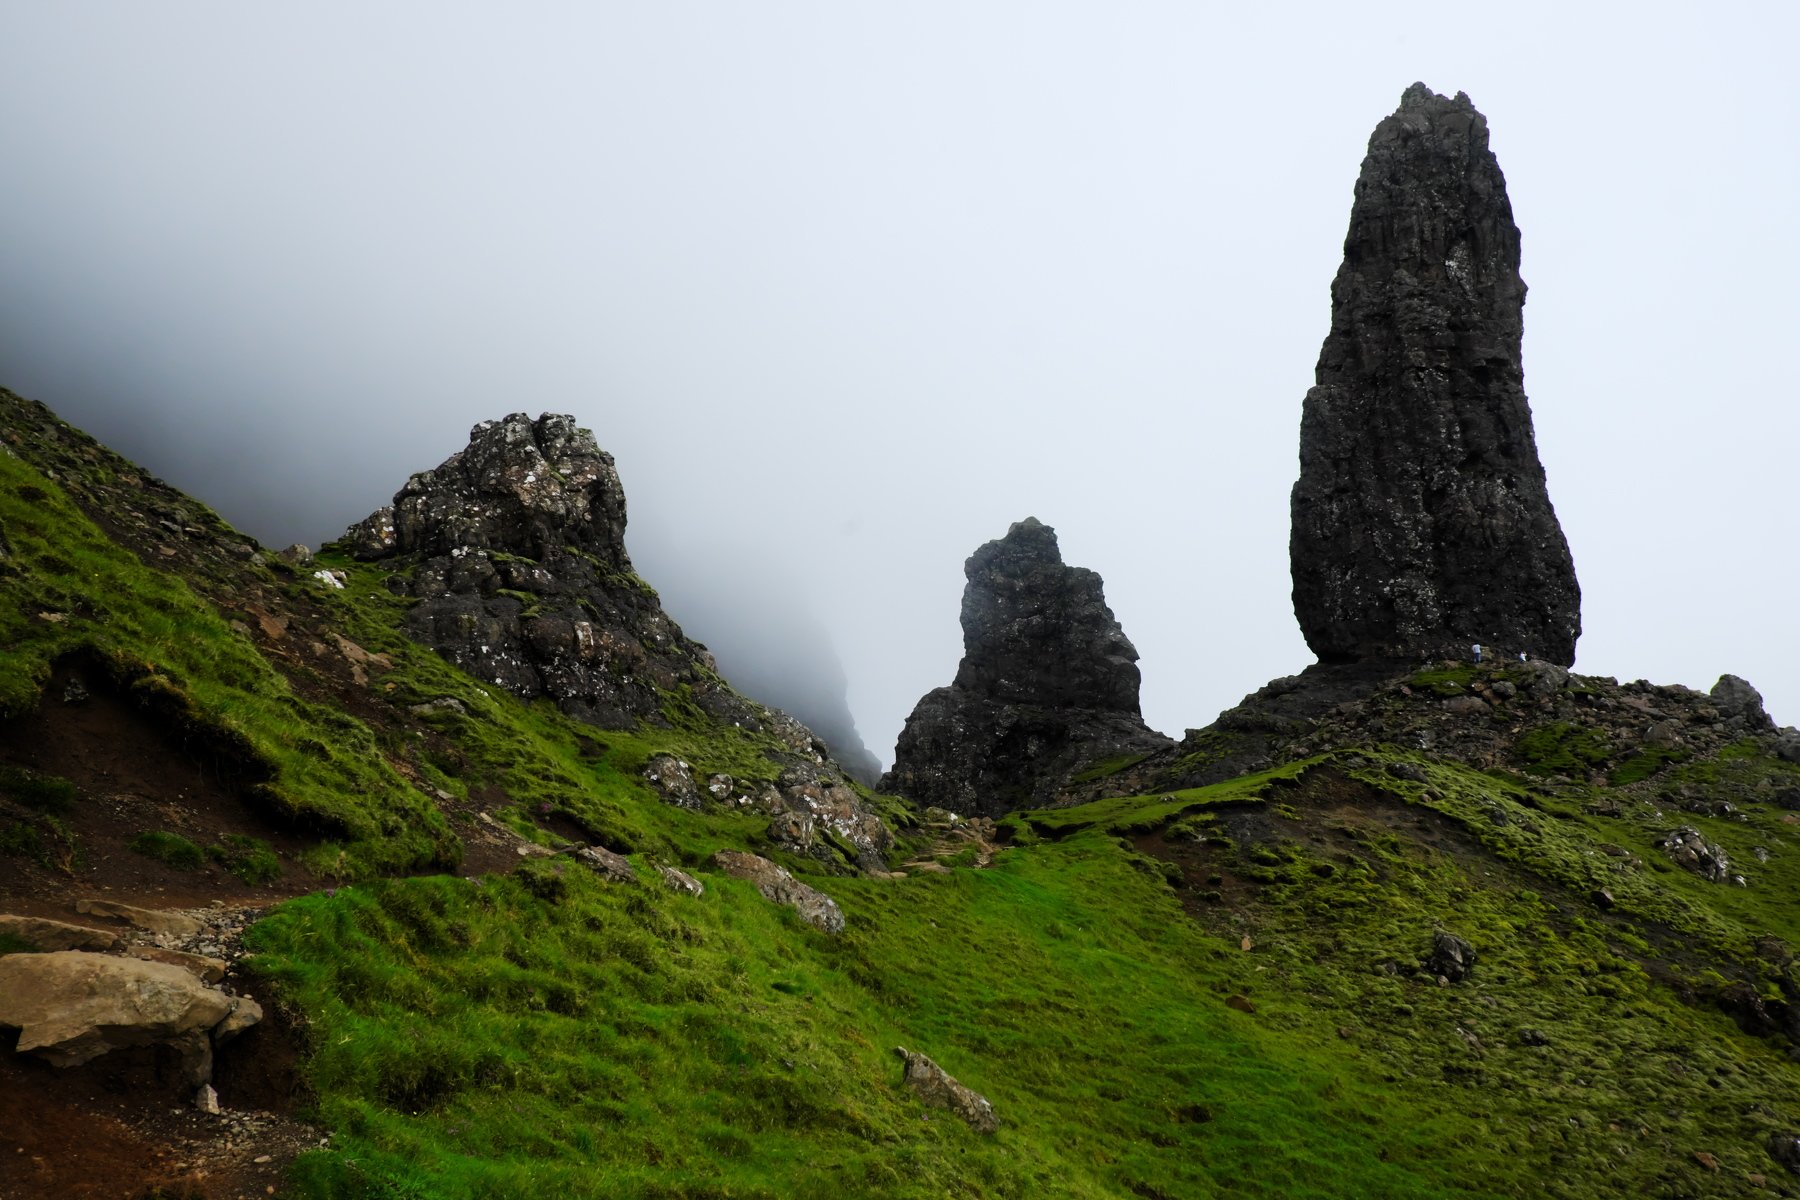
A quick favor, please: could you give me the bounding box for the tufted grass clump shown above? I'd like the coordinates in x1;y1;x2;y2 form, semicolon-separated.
129;830;207;870
0;764;76;814
210;833;282;885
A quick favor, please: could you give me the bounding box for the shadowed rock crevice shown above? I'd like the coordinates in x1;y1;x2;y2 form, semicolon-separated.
1290;83;1580;667
882;518;1170;816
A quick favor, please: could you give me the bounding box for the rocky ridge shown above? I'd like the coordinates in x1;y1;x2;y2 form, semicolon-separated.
1290;83;1580;667
883;518;1170;816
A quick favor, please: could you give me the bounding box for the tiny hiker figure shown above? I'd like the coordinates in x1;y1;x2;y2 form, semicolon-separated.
1472;643;1483;664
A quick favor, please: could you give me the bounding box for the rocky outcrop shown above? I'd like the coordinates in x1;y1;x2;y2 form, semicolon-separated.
1711;675;1774;732
895;1048;998;1133
343;413;742;730
1290;84;1580;667
1661;826;1732;883
711;850;845;933
342;414;893;867
883;518;1169;815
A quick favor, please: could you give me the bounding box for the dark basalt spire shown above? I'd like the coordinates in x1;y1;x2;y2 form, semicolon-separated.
1289;83;1581;666
882;518;1169;816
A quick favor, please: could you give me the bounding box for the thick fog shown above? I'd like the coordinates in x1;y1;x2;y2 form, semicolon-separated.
1;3;1796;766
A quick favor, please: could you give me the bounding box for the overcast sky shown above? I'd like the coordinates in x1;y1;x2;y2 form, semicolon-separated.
1;2;1795;764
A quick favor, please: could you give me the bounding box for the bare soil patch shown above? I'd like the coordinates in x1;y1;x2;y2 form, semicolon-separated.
0;662;316;916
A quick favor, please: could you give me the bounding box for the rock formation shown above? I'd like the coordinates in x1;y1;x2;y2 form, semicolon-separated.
0;950;259;1087
343;413;892;870
895;1048;999;1133
1290;83;1580;667
711;850;846;934
344;412;741;730
882;518;1169;815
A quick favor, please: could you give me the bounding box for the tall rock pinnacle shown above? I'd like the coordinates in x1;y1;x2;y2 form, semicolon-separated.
1290;83;1580;666
882;518;1169;816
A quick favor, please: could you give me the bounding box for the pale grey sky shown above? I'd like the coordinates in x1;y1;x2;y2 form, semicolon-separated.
1;2;1795;763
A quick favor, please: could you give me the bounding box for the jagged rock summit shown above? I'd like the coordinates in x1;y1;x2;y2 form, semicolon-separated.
882;518;1170;816
344;412;734;729
341;411;895;872
1290;83;1581;667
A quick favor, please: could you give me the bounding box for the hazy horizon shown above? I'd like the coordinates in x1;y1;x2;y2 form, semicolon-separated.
2;3;1795;763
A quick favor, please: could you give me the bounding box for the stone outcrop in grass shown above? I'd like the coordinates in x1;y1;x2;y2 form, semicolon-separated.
1290;84;1580;667
712;850;845;934
345;413;740;730
896;1048;998;1133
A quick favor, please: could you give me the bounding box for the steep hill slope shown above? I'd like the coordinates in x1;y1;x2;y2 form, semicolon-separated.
6;389;1800;1198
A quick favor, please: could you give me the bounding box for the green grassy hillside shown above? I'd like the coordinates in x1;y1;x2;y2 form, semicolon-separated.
6;392;1800;1198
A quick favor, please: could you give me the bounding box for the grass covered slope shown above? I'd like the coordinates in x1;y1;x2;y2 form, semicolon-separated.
10;389;1800;1197
0;433;458;875
247;820;1490;1200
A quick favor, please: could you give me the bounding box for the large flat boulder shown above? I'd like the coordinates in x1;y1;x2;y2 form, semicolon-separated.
0;951;241;1068
0;914;121;952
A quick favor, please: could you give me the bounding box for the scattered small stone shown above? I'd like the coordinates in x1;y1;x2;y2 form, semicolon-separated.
657;865;704;897
1224;994;1256;1014
1694;1150;1721;1171
1426;931;1477;982
643;755;701;810
196;1085;221;1115
409;697;467;718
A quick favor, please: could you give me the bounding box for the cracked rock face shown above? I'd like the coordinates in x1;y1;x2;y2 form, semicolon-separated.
345;413;748;730
882;518;1169;816
1290;83;1580;667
